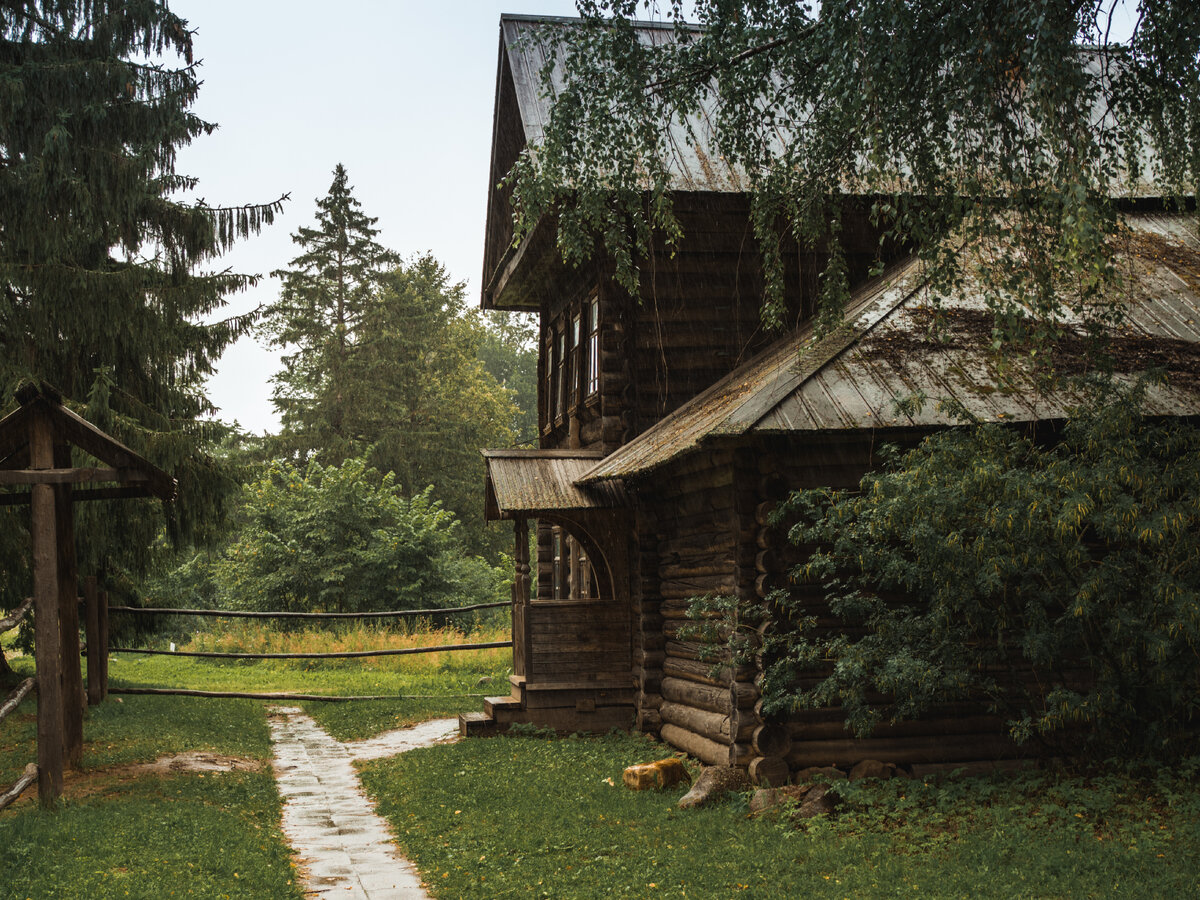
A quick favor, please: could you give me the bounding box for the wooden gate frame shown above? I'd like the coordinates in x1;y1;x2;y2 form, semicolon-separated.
0;383;175;807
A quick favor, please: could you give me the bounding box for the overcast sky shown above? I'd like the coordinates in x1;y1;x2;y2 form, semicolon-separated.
171;1;600;434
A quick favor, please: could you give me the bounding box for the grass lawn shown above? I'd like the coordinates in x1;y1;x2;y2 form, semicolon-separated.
361;730;1200;900
1;620;511;897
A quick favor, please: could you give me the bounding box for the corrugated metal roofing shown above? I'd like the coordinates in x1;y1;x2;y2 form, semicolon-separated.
484;449;627;519
498;16;1160;198
580;213;1200;484
500;15;745;193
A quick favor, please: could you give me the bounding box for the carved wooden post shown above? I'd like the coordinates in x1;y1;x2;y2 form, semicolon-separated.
29;407;63;806
84;576;102;706
512;518;530;677
54;443;83;767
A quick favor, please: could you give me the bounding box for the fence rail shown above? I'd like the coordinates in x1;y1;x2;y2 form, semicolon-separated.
109;640;513;661
0;595;34;632
110;687;493;702
108;600;509;620
0;763;38;812
0;679;38;811
0;677;35;726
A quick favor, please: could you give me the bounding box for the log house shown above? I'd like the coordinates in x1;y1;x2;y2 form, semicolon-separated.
465;15;1200;780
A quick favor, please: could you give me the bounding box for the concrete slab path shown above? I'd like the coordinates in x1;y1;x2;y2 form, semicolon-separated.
268;706;458;899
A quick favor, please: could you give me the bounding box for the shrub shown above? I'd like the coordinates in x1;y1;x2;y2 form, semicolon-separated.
731;383;1200;758
214;457;506;616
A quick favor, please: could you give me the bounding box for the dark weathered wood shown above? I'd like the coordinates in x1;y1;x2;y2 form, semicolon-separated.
110;640;514;660
0;763;39;812
30;409;63;806
0;467;135;484
84;576;102;705
0;485;158;506
108;600;511;619
0;595;33;631
54;450;84;768
109;687;493;702
98;589;109;700
788;714;1007;742
661;676;732;714
748;755;791;788
661;700;754;742
786;733;1023;768
752;724;793;758
662;656;753;687
0;677;35;724
660;723;753;768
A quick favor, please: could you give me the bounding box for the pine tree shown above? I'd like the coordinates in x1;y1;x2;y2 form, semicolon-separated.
262;163;399;460
0;1;285;605
351;254;516;552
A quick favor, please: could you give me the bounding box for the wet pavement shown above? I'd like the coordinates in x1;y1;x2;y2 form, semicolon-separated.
268;707;459;899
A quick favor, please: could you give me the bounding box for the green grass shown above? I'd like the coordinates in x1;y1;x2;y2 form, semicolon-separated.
0;770;302;899
104;620;513;740
0;620;510;897
361;730;1200;899
0;682;299;899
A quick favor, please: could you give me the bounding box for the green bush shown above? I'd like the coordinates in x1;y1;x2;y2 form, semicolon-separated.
743;383;1200;758
214;457;506;616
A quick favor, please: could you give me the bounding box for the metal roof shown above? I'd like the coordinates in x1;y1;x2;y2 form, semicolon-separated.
580;213;1200;484
499;15;745;193
483;449;627;520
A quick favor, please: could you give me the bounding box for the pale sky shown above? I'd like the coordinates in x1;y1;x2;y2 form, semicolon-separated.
172;1;1136;435
172;1;594;434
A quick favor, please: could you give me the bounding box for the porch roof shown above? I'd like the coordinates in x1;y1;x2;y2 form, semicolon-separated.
483;449;627;520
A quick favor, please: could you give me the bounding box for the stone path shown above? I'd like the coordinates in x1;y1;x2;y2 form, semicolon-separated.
267;707;459;899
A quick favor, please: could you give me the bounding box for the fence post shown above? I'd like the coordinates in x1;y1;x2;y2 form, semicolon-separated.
98;589;109;701
53;444;83;767
85;577;102;706
30;408;63;807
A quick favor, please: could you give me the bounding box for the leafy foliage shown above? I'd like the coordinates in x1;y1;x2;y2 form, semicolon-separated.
261;163;399;458
214;457;505;615
738;383;1200;758
509;2;1199;338
478;310;540;445
0;1;284;604
259;173;518;554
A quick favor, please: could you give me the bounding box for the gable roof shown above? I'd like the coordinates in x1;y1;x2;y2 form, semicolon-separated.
0;384;176;502
498;15;742;193
581;212;1200;484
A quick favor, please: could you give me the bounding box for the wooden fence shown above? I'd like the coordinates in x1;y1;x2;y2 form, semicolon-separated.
0;599;36;812
2;591;514;811
105;599;513;702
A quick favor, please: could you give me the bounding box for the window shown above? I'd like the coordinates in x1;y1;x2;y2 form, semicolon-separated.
552;528;564;598
569;313;581;409
586;296;600;397
543;332;555;429
555;329;566;419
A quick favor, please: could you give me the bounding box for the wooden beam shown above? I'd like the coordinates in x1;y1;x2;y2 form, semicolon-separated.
29;408;63;807
0;485;158;506
84;577;102;706
0;467;148;485
54;442;84;768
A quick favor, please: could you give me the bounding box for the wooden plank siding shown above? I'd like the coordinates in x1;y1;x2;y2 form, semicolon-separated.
525;600;631;682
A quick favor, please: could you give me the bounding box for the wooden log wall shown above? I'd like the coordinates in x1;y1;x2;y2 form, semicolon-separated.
746;435;1029;776
639;449;756;767
631;505;664;734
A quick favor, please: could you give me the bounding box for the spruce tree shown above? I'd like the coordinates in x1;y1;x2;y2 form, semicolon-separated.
262;163;399;461
0;1;284;605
